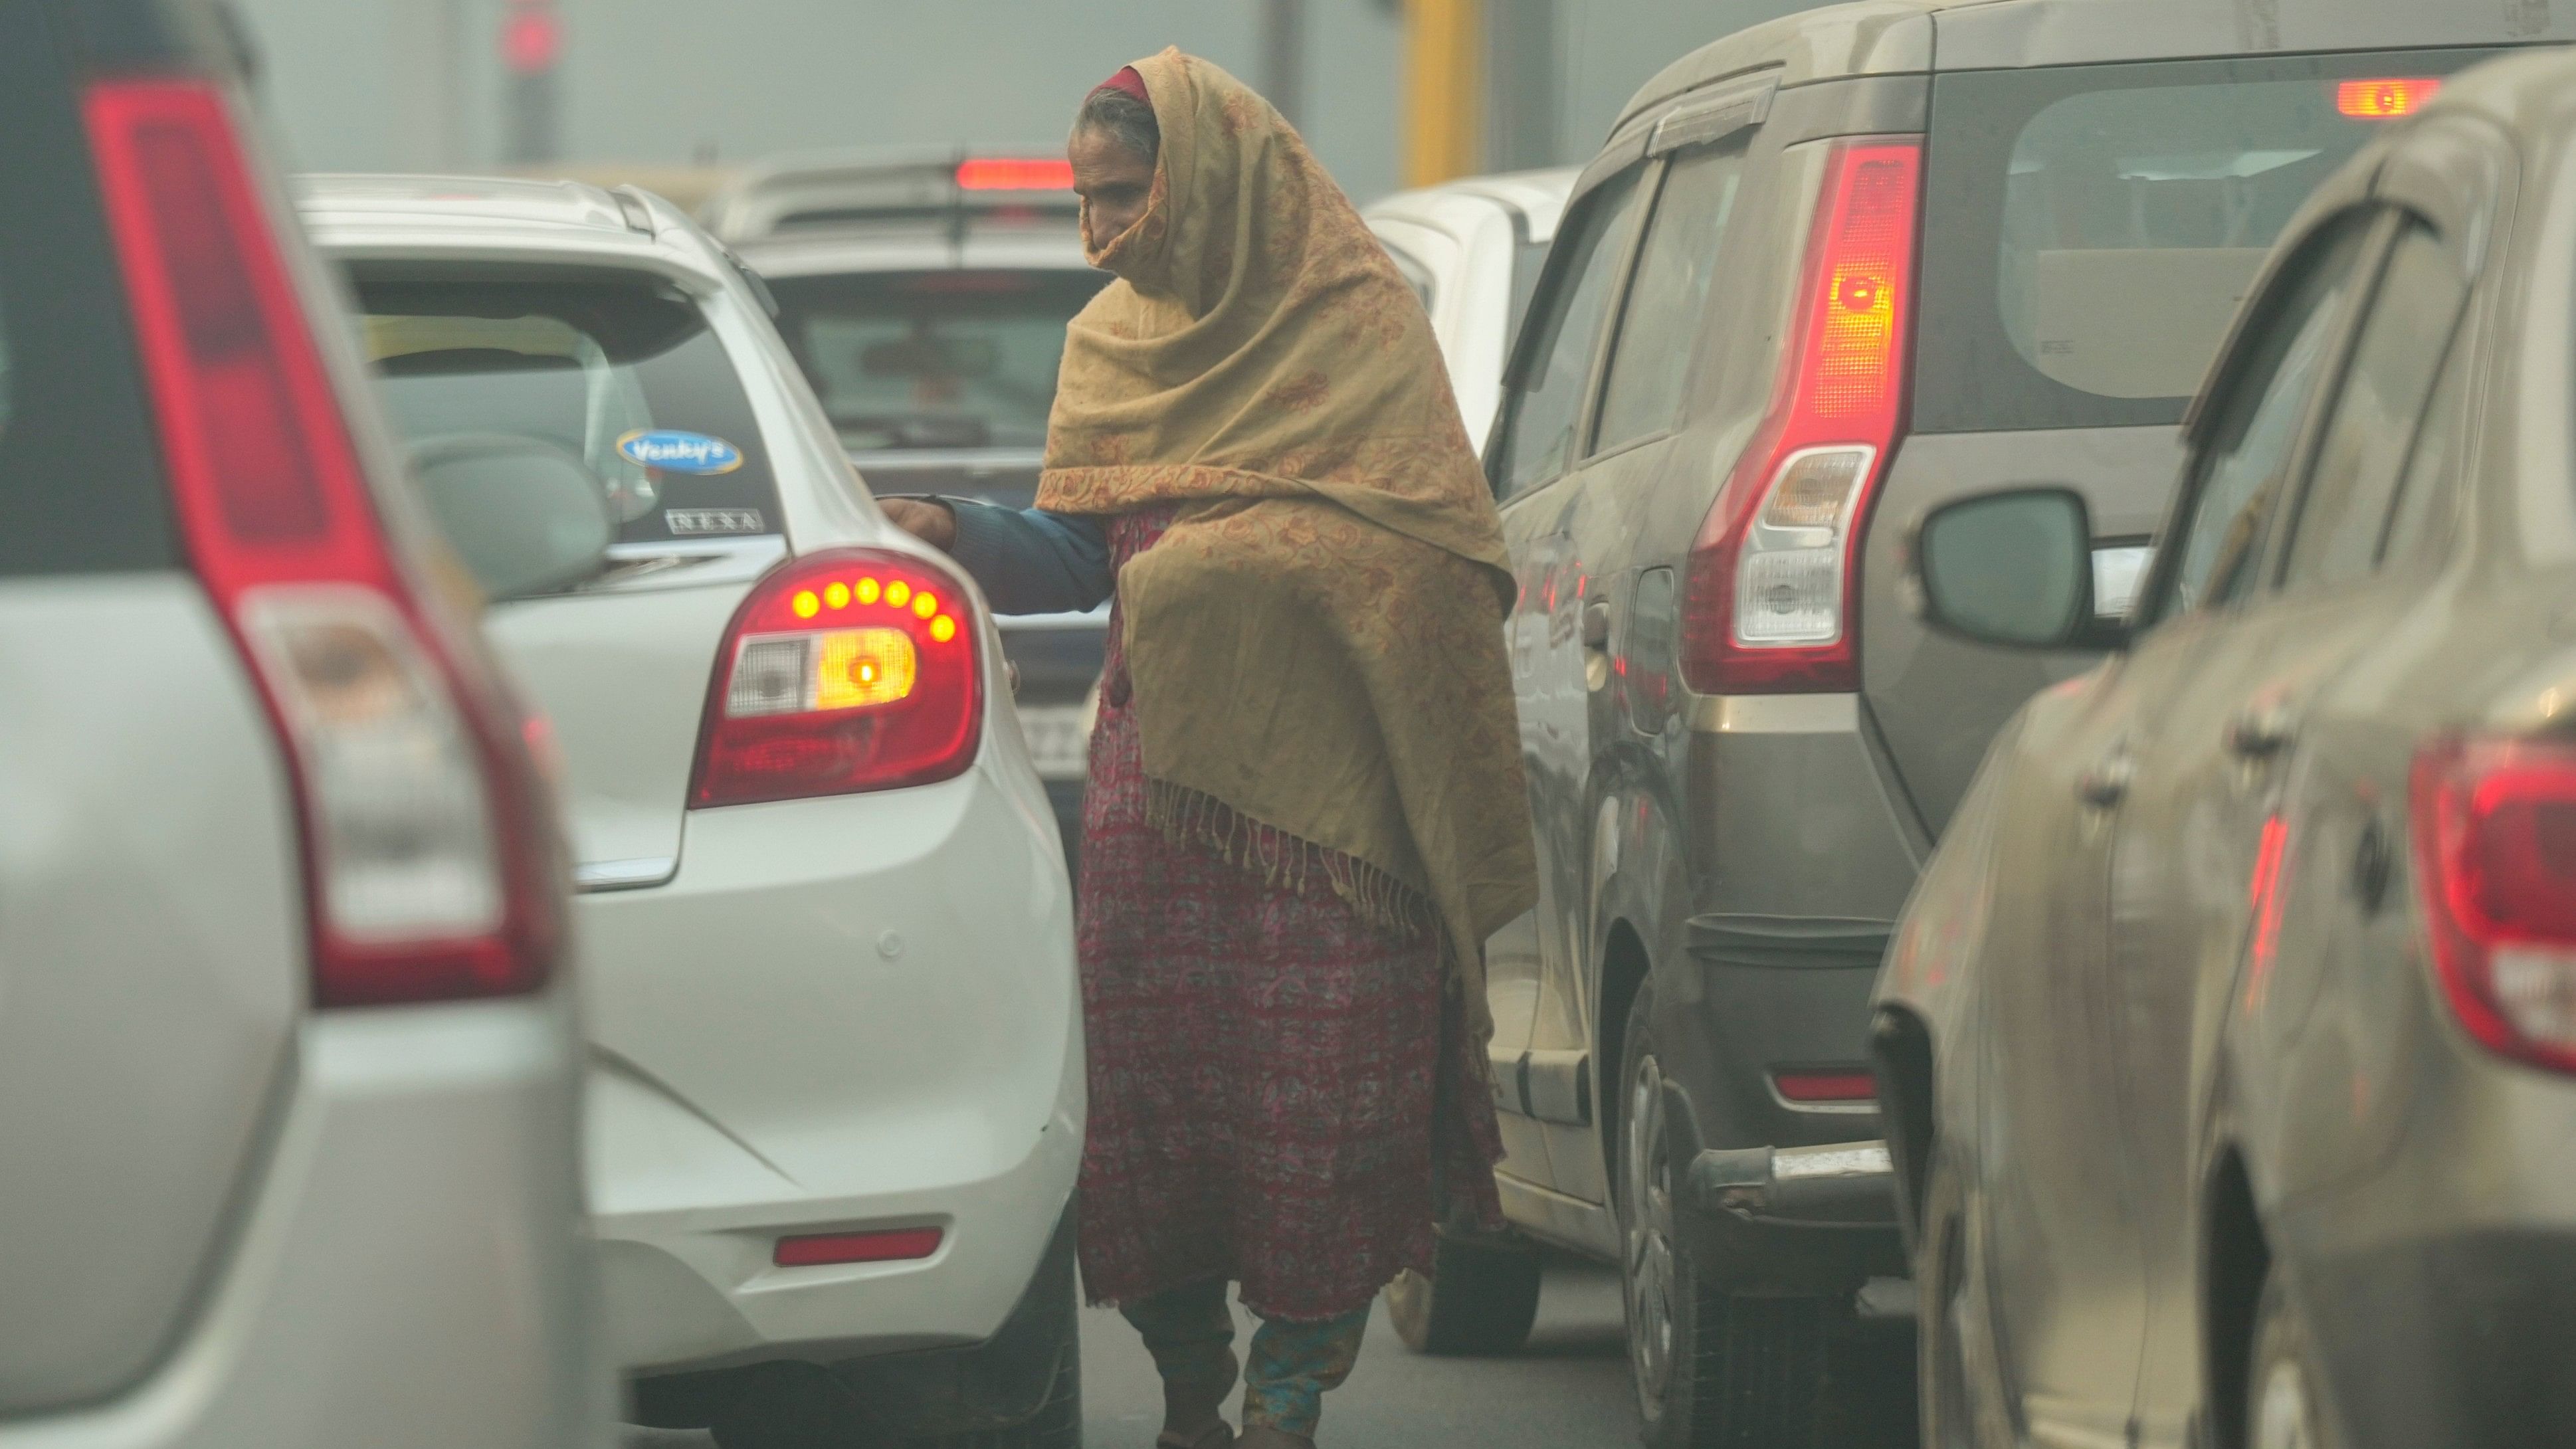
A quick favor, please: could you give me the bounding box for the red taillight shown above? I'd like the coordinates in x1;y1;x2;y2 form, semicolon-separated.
1681;139;1922;695
773;1226;944;1268
1773;1071;1878;1104
2337;78;2441;119
2411;737;2576;1075
956;157;1074;191
692;550;984;807
86;78;558;1007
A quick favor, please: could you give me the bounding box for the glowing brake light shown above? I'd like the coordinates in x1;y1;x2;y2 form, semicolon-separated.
2337;78;2441;119
2411;737;2576;1075
693;551;982;807
1681;138;1922;694
86;78;560;1007
956;157;1075;191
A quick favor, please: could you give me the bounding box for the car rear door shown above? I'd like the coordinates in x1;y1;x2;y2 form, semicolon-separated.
1484;158;1646;1191
0;5;311;1410
2115;138;2494;1441
2096;205;2409;1444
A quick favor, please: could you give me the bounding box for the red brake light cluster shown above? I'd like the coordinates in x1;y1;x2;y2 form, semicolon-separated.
1680;139;1922;696
773;1226;944;1268
956;157;1075;191
2337;78;2441;119
2411;737;2576;1074
692;550;984;807
1773;1071;1878;1105
85;78;559;1007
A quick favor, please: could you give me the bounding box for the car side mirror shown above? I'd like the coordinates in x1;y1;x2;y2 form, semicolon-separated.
1912;486;2130;652
407;435;616;603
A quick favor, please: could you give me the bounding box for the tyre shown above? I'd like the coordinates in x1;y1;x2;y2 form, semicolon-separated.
2247;1264;2337;1449
1917;1151;2009;1449
1387;1229;1544;1355
1616;981;1831;1449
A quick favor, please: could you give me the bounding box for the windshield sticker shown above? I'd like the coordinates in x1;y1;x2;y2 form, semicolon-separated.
619;429;744;474
666;508;766;537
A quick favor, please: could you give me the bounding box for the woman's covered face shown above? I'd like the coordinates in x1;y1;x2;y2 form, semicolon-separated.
1070;128;1155;253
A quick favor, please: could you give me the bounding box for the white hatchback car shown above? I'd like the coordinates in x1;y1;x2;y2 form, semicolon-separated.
1363;168;1579;452
297;177;1085;1449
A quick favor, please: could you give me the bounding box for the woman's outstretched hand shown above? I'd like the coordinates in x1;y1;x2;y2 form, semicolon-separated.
881;498;957;551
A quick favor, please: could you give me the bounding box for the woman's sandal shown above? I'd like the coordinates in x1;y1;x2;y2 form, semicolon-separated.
1233;1428;1314;1448
1155;1426;1236;1449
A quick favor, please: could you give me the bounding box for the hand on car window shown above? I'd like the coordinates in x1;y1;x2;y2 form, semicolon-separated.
882;497;957;551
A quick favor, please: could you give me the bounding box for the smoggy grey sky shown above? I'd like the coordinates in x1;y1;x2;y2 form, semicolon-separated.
231;0;1816;207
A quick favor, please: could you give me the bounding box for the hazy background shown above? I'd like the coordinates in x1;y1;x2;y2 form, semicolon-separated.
231;0;1822;206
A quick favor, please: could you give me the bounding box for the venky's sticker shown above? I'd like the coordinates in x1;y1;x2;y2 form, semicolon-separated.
618;429;743;474
666;508;767;536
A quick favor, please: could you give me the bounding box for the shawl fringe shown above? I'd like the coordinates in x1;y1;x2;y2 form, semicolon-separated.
1143;775;1434;939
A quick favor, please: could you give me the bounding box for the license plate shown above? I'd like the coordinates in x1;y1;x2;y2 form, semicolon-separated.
1017;703;1094;781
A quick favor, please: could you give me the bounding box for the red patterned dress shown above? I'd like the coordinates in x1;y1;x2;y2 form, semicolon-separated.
1073;505;1504;1322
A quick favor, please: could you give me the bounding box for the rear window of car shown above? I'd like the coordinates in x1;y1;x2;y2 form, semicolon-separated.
1915;47;2512;435
345;264;783;545
0;0;175;578
763;268;1110;454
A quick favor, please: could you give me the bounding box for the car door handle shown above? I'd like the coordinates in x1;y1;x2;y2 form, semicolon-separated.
1582;598;1612;650
2227;702;2298;761
2079;751;2133;809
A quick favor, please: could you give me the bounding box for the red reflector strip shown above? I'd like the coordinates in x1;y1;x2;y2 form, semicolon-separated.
2337;78;2440;118
957;157;1074;191
1773;1072;1878;1104
774;1227;944;1268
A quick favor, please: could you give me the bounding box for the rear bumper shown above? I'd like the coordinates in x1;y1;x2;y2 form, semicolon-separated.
0;998;609;1449
580;761;1084;1375
2282;1063;2576;1449
2299;1230;2576;1449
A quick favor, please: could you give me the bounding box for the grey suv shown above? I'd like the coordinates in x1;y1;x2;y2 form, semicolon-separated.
1406;1;2573;1444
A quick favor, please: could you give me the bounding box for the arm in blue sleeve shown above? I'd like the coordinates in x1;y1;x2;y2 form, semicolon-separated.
941;500;1114;616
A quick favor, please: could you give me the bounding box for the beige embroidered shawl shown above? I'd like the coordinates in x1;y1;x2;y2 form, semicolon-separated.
1037;48;1536;1036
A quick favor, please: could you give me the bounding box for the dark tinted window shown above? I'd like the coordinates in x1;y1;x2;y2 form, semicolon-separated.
1595;145;1745;451
2281;225;2466;592
765;268;1108;454
0;1;175;577
1918;47;2508;435
2160;221;2367;618
348;266;785;546
1493;168;1642;498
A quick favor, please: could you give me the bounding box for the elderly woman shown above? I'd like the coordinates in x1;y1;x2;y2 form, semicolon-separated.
882;50;1534;1449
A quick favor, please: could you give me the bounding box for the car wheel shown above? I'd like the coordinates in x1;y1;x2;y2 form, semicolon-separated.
1386;1229;1543;1355
2248;1265;2336;1449
1918;1151;2007;1449
1617;982;1830;1449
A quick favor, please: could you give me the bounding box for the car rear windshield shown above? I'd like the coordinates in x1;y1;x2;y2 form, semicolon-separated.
0;0;175;579
763;268;1110;453
1915;47;2511;435
345;264;783;545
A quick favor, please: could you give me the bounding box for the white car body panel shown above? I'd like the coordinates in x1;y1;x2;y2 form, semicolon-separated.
1365;168;1579;452
299;176;1084;1377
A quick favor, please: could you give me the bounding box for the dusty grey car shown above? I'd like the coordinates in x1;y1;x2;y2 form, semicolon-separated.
1879;43;2576;1449
1402;1;2573;1444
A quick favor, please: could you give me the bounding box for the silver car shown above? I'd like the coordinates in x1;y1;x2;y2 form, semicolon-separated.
1885;43;2576;1449
0;5;604;1448
1427;1;2575;1445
